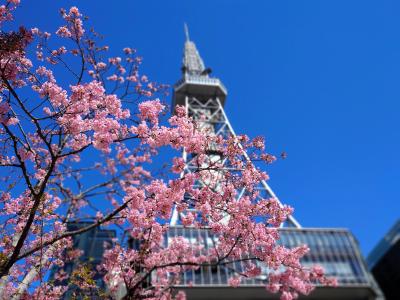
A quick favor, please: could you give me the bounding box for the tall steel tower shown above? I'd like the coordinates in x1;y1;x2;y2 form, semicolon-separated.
170;24;300;228
166;26;383;300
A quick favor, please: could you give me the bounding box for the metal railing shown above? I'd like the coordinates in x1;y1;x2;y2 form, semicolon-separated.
174;75;227;95
166;227;373;288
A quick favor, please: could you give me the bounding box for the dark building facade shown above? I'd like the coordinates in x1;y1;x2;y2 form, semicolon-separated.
49;222;116;299
367;220;400;299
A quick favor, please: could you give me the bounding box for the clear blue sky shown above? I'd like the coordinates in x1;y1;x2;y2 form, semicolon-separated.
13;0;400;256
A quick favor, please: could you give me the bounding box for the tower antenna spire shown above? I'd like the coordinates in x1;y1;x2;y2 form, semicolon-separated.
184;23;190;42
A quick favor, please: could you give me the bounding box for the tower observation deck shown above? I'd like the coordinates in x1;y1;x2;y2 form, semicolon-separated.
168;25;383;299
173;23;227;109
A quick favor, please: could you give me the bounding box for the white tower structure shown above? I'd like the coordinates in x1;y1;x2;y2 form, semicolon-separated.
170;24;300;228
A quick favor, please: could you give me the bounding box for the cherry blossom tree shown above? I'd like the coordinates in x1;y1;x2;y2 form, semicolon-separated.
0;1;335;299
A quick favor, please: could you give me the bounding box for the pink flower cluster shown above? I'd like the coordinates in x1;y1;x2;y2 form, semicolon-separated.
38;80;130;152
57;7;84;39
0;2;336;300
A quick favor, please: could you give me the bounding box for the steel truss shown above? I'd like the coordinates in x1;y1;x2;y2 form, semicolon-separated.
170;95;301;228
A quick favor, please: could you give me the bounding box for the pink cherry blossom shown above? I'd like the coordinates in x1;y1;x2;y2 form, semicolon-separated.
0;2;335;300
228;276;241;288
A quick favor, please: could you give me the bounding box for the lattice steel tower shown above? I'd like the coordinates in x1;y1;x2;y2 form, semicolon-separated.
166;25;383;300
170;24;300;228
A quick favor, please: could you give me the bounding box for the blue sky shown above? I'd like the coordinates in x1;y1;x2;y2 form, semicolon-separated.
13;0;400;256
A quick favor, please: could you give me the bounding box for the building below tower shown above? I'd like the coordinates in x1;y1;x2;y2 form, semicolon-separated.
367;220;400;299
167;226;382;299
49;222;116;299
